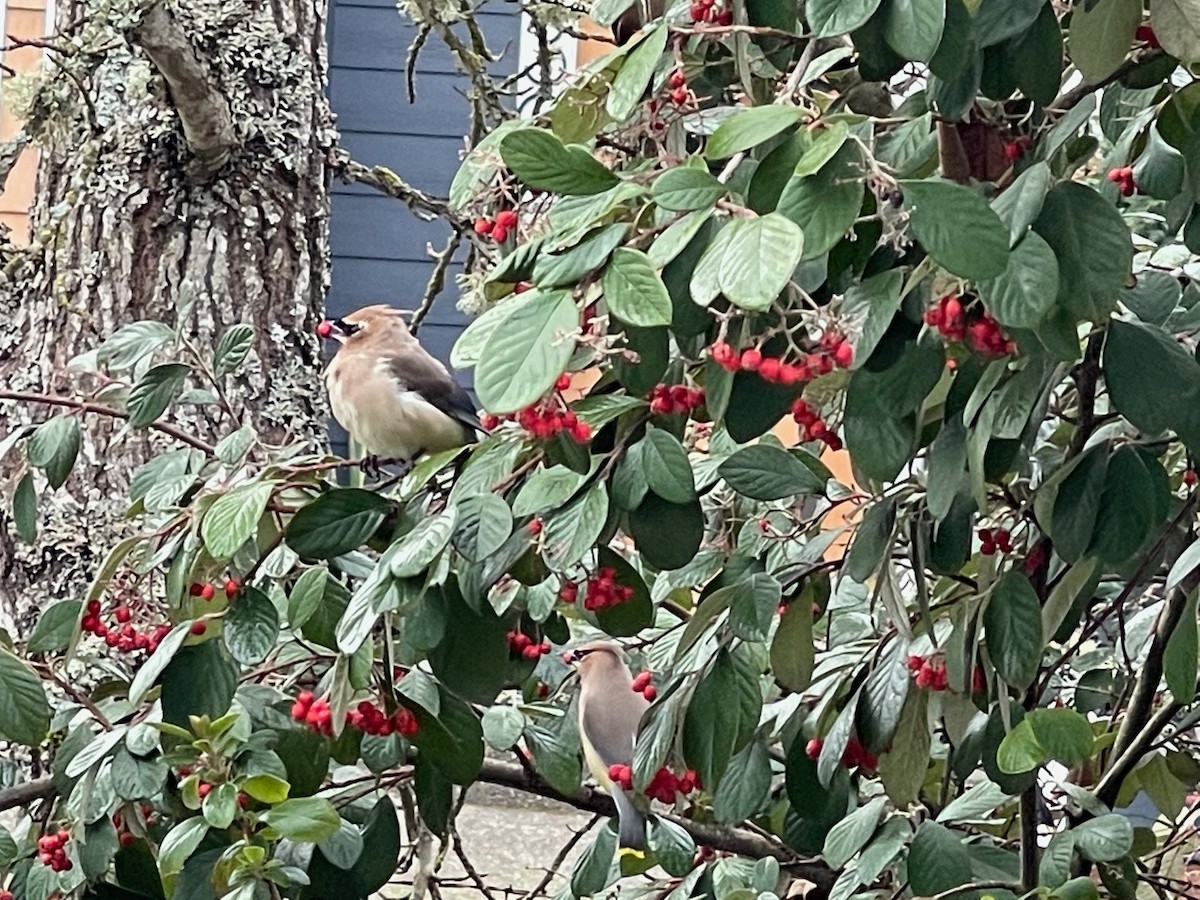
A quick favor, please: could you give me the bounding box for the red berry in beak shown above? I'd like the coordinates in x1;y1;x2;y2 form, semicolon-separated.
316;321;333;339
561;651;574;665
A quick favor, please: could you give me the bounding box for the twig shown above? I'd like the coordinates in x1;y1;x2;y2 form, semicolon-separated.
406;23;432;104
0;390;217;456
520;815;602;900
452;828;499;900
1051;51;1167;113
1019;787;1039;893
1095;694;1187;808
411;231;463;336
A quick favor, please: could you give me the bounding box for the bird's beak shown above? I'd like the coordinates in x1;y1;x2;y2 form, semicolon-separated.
561;651;576;665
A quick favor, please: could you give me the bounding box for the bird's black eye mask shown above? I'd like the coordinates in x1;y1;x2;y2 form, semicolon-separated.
334;318;362;336
563;647;597;665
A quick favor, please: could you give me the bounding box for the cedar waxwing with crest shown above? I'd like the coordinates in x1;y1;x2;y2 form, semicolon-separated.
317;305;481;470
565;641;650;851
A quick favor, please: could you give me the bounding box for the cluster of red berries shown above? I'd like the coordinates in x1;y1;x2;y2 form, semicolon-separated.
474;209;518;243
36;830;72;872
630;670;657;702
560;567;636;611
82;600;172;654
111;811;138;847
1135;24;1160;48
507;630;552;660
924;295;1015;357
649;383;705;416
606;765;699;802
480;377;591;444
979;527;1014;556
666;69;689;107
804;736;878;770
790;398;842;450
188;578;240;601
290;691;419;739
689;0;732;25
907;654;950;691
1002;136;1031;161
711;334;852;382
1107;166;1137;197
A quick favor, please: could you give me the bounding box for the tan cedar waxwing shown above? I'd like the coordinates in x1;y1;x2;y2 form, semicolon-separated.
565;641;650;850
318;305;480;468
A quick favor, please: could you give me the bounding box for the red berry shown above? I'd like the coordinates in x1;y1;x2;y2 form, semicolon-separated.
1135;24;1161;48
669;69;686;89
190;620;207;636
514;281;532;294
555;373;571;391
715;8;732;24
833;342;854;369
740;348;762;371
528;518;543;535
474;217;493;235
689;2;705;20
631;671;652;692
198;783;212;798
495;209;518;229
805;738;823;759
758;357;782;382
188;583;203;597
1107;168;1124;183
491;224;509;243
642;685;657;701
1186;469;1197;486
115;605;131;623
200;584;215;601
670;87;688;106
224;578;240;598
119;832;135;846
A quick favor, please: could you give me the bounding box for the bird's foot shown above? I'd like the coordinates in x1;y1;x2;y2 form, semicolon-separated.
359;455;383;480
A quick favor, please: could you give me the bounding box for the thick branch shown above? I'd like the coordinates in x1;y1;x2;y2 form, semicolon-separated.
131;2;239;178
1051;50;1166;113
475;759;834;888
0;390;216;456
1095;698;1184;808
0;776;54;812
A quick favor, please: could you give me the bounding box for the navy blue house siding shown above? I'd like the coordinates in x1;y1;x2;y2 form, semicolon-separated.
326;0;522;450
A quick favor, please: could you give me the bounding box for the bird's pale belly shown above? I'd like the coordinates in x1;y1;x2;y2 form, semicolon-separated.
328;377;464;460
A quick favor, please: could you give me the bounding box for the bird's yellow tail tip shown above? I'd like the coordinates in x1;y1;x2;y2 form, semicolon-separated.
618;847;647;860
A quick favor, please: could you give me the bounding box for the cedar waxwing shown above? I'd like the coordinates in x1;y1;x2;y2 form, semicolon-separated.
565;641;650;850
318;305;480;467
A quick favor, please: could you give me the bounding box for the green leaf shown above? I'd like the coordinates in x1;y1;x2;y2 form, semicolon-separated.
535;225;628;288
161;642;238;727
602;248;672;327
129;623;191;706
261;798;341;842
26;415;81;490
223;586;280;665
1053;876;1101;900
1164;590;1199;702
843;498;896;583
27;600;81;653
648;817;696;877
841;269;904;369
242;773;290;804
201;481;273;560
544;480;609;569
977;231;1059;329
972;0;1045;47
1104;320;1200;451
927;416;967;522
127;363;190;428
1088;447;1167;565
1068;0;1141;83
12;471;36;542
719;444;824;500
426;582;510;704
628;494;704;569
159;817;209;877
997;709;1095;773
571;823;619;897
287;489;391;559
777;142;862;259
992;161;1053;245
0;826;17;868
453;493;513;562
607;25;668;120
408;686;485;784
713;740;773;823
907;821;971;895
356;797;403;892
318;818;365;869
96;320;176;370
807;0;883;36
714;213;805;311
641;428;697;503
1014;4;1064;106
500;128;620;195
389;510;457;577
901;180;1010;280
591;546;655;637
481;706;525;749
652;167;727;212
1041;831;1076;888
213;324;255;377
0;645;49;746
877;685;931;806
1151;0;1200;62
203;782;238;829
288;566;330;629
1032;182;1133;323
823;795;887;868
1073;814;1134;862
1050;446;1109;563
682;647;762;792
857;640;911;754
705;106;806;159
883;0;946;62
984;571;1044;690
727;573;783;643
771;598;814;692
476;289;578;414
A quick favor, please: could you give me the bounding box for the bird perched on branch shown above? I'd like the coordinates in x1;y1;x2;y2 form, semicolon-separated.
565;641;650;852
317;305;481;473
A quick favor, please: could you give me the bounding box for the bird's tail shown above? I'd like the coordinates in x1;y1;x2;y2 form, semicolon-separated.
612;786;648;852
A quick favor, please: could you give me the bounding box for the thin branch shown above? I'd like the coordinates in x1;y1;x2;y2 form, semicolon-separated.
520;815;602;900
131;1;239;178
411;231;463;336
0;390;217;456
1051;50;1167;113
1019;787;1039;893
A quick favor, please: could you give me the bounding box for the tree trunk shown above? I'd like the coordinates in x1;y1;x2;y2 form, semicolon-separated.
0;0;334;632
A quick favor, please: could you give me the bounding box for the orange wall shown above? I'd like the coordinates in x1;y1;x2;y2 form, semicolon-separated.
0;0;49;243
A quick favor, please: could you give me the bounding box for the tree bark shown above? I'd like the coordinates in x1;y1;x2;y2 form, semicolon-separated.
0;0;334;632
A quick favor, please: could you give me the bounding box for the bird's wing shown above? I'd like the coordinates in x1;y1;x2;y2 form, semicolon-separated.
580;690;648;768
386;352;481;434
